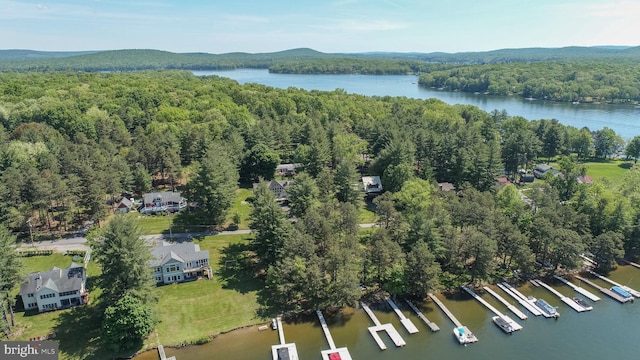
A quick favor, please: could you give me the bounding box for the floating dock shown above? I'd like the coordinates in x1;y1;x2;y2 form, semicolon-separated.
574;275;633;303
588;271;640;298
157;345;176;360
619;259;640;269
405;299;440;332
386;298;419;334
533;279;591;312
580;254;598;267
428;293;478;344
316;310;353;360
497;282;543;316
461;286;522;332
483;286;528;320
361;302;406;350
553;275;601;301
271;317;299;360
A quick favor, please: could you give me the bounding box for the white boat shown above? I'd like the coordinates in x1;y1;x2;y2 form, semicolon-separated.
535;298;559;318
453;326;477;344
572;297;593;311
492;316;515;334
271;318;277;330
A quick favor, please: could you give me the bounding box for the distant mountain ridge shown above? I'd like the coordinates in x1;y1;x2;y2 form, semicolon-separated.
0;46;639;72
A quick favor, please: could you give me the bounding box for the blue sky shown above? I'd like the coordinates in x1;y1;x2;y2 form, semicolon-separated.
1;0;638;53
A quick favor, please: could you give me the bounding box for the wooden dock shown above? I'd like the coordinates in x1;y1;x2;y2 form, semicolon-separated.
271;317;299;360
405;299;440;332
427;293;462;327
361;302;406;350
497;282;543;316
534;279;591;312
620;259;640;269
588;271;640;298
316;310;353;360
386;298;419;334
462;286;522;332
157;345;176;360
483;286;528;320
553;275;601;301
574;275;634;303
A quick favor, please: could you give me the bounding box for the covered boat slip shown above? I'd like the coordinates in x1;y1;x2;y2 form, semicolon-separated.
574;275;634;303
532;279;591;312
588;271;640;298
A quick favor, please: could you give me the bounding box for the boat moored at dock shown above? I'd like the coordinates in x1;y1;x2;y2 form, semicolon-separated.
572;297;593;311
610;286;634;301
492;316;515;334
453;326;478;345
535;298;559;318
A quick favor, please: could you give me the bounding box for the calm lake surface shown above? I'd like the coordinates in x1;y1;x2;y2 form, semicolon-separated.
193;69;640;139
135;266;640;360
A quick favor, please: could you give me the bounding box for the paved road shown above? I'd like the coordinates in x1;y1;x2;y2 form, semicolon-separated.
19;224;377;251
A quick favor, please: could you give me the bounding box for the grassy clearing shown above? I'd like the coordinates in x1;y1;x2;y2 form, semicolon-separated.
583;159;632;185
224;188;253;230
149;234;265;347
127;212;174;235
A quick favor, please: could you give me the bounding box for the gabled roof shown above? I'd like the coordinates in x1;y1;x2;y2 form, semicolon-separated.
150;242;209;267
362;176;383;193
534;164;552;172
143;192;185;204
117;197;133;208
276;163;302;171
20;263;85;295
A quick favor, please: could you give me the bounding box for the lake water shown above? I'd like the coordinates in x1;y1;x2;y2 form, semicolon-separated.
135;265;640;360
193;69;640;140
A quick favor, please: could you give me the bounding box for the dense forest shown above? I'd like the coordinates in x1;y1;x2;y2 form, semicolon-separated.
418;61;640;103
1;70;639;313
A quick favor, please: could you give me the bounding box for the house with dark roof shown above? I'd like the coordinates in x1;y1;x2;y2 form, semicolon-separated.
254;180;294;201
276;163;303;177
150;242;211;284
140;192;187;214
20;263;87;313
533;164;559;179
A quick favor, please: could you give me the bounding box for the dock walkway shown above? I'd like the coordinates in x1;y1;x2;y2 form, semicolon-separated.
588;271;640;298
361;302;406;350
574;275;633;303
157;345;176;360
386;298;419;334
428;293;478;344
462;286;522;332
316;310;353;360
620;259;640;269
553;275;601;301
405;299;440;332
483;286;528;320
534;279;590;312
427;293;462;328
497;282;543;317
271;317;299;360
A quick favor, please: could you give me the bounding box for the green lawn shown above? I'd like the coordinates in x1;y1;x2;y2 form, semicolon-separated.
224;188;253;230
583;159;632;185
150;234;265;347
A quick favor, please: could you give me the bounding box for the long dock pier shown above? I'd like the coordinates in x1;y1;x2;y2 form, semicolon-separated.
553;275;601;301
462;286;522;332
497;282;543;317
588;271;640;298
428;293;478;344
386;298;419;334
619;259;640;269
316;310;353;360
271;317;299;360
574;275;633;303
405;299;440;332
483;286;528;320
533;279;590;312
361;302;406;350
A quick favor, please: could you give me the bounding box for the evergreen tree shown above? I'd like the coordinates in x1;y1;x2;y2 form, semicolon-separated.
89;214;155;304
102;293;154;351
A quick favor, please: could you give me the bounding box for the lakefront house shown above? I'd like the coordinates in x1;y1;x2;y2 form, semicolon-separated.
150;242;211;284
140;191;187;214
20;263;88;313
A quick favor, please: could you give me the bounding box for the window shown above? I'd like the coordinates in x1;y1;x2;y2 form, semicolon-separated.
28;303;37;308
40;293;56;299
155;267;162;273
167;265;179;272
27;293;34;298
156;277;162;282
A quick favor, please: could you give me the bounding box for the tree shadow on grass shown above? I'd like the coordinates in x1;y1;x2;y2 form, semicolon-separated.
618;162;633;170
218;242;263;295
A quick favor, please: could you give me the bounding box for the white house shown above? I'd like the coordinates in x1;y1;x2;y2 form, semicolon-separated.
140;192;187;214
20;263;87;313
362;176;383;194
150;242;211;284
